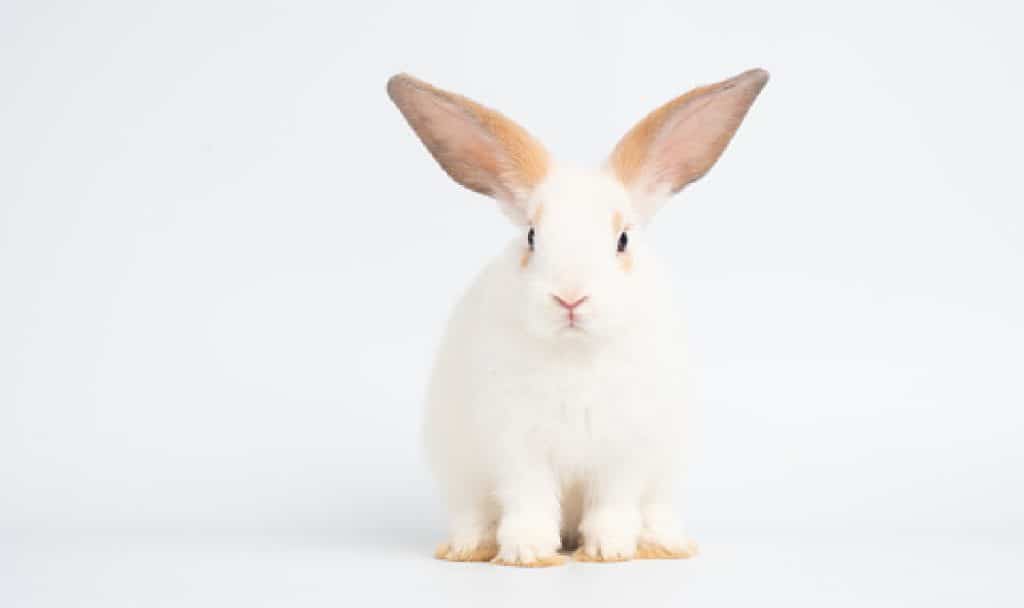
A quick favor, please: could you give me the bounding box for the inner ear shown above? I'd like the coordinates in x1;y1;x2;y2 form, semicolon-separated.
608;68;769;218
387;74;550;221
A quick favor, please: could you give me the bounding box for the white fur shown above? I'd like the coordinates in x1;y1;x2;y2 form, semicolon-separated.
424;167;694;563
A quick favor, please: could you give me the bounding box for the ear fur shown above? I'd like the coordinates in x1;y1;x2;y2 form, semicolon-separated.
387;74;549;214
609;68;769;217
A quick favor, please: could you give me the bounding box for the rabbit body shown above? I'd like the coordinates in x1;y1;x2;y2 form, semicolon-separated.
425;169;694;565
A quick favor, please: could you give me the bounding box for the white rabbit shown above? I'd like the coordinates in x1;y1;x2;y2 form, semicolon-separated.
387;69;768;567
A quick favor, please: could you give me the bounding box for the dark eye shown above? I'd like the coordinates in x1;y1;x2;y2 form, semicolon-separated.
617;231;628;253
528;227;535;250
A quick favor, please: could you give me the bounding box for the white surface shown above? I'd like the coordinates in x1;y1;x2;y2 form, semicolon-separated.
5;532;1023;607
2;0;1023;605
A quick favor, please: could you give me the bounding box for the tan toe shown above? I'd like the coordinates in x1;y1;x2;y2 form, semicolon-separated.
635;539;699;560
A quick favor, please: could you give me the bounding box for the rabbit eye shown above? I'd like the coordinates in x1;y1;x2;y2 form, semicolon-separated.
528;227;535;250
617;231;628;253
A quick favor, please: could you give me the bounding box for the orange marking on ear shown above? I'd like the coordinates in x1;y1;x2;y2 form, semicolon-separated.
609;83;716;188
478;105;550;190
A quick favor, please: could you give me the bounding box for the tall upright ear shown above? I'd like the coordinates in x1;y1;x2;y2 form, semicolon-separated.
387;74;550;222
608;68;769;219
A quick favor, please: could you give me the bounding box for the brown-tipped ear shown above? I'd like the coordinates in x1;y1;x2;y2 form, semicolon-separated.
387;74;549;209
609;68;769;215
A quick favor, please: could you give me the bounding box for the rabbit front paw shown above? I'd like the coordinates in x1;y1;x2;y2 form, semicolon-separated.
636;505;699;559
492;517;565;567
574;508;640;562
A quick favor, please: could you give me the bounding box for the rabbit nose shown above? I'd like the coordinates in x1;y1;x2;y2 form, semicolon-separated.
552;294;589;310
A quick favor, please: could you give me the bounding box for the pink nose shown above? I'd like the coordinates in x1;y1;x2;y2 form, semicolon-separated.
552;294;588;310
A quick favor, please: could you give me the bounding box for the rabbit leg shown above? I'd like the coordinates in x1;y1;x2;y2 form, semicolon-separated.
636;485;699;559
492;471;566;567
574;473;643;562
435;490;499;562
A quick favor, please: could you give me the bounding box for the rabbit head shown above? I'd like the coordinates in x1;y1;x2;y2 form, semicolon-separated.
387;69;768;341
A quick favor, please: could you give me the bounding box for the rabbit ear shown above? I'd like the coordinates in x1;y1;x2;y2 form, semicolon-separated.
608;68;769;219
387;74;549;220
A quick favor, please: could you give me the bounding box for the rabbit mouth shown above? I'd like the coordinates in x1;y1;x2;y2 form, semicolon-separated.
561;317;587;332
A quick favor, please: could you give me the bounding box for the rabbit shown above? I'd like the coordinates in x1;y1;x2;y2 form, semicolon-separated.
386;68;768;567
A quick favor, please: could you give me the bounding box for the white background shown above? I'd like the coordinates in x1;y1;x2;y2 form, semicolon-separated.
2;1;1022;606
